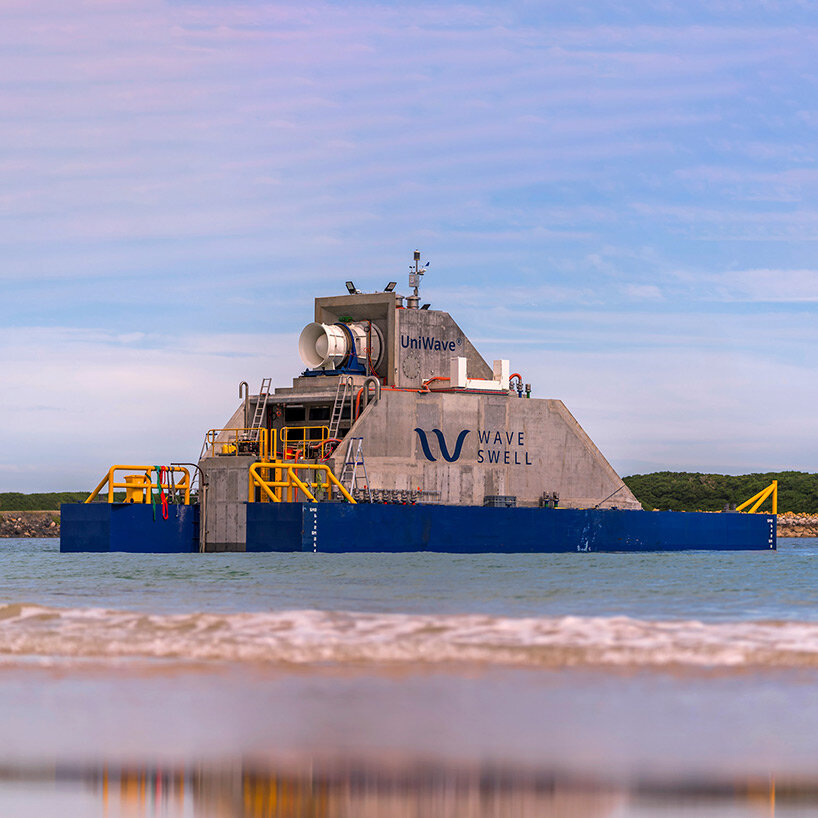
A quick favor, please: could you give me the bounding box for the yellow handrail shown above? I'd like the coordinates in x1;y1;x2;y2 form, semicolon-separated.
736;480;777;514
85;465;192;505
203;428;274;461
248;461;356;504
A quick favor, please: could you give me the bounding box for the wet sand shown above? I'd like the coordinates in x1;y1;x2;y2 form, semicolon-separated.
0;661;814;815
4;539;818;814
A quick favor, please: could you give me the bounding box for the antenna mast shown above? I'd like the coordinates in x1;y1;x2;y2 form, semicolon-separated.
406;250;427;309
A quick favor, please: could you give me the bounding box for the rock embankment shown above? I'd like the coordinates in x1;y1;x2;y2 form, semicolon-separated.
0;511;60;538
777;512;818;538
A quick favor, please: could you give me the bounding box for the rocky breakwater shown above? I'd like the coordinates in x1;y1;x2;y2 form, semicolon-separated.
0;511;60;538
777;512;818;538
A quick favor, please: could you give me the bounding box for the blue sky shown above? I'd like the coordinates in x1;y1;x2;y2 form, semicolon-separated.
2;0;817;491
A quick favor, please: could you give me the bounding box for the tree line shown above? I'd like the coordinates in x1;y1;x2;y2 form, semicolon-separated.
0;492;89;511
623;471;818;513
3;473;817;513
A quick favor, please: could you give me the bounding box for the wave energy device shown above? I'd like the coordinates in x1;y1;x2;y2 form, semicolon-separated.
61;253;776;553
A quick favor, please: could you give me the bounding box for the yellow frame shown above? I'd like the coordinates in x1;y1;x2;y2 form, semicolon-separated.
736;480;777;514
279;426;331;460
85;465;191;505
248;461;355;504
203;428;274;461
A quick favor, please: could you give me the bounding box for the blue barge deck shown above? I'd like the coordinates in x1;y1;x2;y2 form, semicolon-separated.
60;502;775;553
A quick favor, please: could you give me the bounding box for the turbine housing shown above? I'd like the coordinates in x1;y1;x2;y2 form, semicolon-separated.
298;321;383;372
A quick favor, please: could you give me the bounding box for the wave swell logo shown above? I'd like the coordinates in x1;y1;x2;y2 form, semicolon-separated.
414;428;470;463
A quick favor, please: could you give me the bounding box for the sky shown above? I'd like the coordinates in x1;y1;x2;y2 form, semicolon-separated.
2;0;817;491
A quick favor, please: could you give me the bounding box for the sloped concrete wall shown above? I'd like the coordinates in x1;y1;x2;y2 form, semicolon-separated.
396;309;491;387
333;391;640;509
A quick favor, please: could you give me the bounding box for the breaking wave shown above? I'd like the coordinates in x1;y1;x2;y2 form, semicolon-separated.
1;603;818;669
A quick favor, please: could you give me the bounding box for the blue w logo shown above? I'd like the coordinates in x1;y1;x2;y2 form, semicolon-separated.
414;428;470;463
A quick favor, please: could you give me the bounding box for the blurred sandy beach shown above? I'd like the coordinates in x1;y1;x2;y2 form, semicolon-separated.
2;539;818;815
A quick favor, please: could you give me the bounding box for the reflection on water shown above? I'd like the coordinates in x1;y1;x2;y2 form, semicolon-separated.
0;761;803;817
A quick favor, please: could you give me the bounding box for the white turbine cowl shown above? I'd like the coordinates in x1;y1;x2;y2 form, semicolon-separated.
298;322;383;370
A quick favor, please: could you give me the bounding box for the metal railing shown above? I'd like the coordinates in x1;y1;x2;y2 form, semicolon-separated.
248;461;355;504
201;426;332;462
85;465;191;505
278;426;330;461
736;480;778;514
202;428;274;461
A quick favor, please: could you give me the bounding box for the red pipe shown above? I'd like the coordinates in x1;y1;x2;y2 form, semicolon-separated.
320;438;342;461
422;376;450;389
354;381;382;418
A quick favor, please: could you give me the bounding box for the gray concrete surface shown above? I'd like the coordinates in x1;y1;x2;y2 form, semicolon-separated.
199;286;642;551
199;455;254;551
395;308;491;387
331;391;641;509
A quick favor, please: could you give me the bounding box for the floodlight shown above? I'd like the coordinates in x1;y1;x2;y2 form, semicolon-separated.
384;281;397;292
345;281;357;294
420;303;430;310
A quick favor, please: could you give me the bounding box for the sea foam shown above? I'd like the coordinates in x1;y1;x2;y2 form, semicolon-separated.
0;603;816;669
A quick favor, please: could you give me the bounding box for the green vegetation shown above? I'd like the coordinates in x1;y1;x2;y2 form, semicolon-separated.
3;475;817;514
0;492;89;511
623;471;818;513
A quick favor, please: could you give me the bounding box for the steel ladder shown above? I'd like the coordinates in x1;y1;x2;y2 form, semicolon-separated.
339;437;371;502
328;376;353;440
249;378;272;441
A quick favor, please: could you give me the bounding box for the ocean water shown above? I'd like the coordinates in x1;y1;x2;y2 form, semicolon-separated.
3;537;818;668
1;536;818;816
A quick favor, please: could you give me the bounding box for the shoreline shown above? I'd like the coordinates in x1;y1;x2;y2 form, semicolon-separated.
2;509;817;539
775;512;818;537
0;510;60;538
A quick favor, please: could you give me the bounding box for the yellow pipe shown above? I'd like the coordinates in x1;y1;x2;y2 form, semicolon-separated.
736;487;765;512
249;463;281;502
750;480;778;514
285;463;355;504
247;462;356;504
749;486;773;514
178;467;192;504
86;472;112;504
322;466;356;504
85;465;192;505
736;480;778;514
86;465;153;504
287;470;316;502
257;476;282;503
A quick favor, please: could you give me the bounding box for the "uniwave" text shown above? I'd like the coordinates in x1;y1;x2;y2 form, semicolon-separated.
401;335;459;351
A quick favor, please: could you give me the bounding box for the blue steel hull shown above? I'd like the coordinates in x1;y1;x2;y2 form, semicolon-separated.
60;502;775;553
247;503;776;553
60;503;199;553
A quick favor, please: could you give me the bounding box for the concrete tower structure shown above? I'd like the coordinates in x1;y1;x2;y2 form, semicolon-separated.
199;257;640;550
